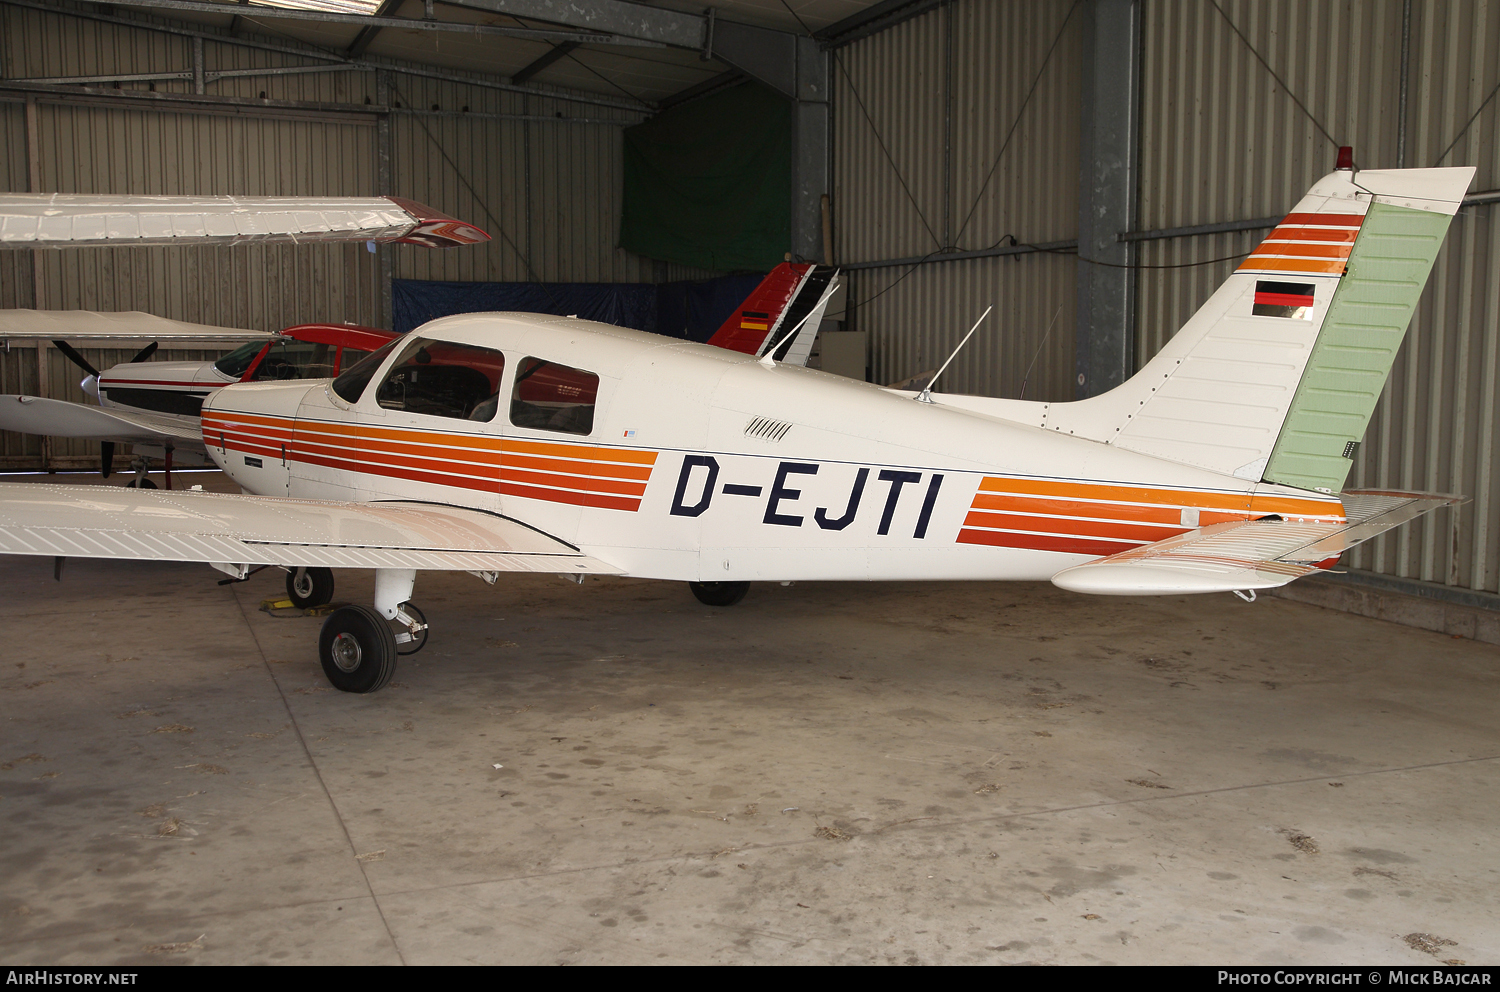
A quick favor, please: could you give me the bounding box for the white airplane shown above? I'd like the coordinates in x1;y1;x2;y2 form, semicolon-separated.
0;163;1474;694
0;310;399;485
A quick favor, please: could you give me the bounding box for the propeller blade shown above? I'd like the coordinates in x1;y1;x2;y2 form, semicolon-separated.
51;339;100;379
130;341;159;363
100;441;114;479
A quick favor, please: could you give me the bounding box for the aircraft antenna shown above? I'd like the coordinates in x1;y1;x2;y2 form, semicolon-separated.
758;272;841;368
917;305;992;403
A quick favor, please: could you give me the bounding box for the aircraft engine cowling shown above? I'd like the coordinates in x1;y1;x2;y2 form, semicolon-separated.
201;380;317;497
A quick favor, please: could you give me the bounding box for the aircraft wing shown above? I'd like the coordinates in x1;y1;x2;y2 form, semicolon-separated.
1050;489;1461;595
0;194;489;249
0;395;203;447
0;484;621;575
0;309;268;342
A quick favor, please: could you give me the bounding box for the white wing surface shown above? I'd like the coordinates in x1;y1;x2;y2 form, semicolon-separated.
0;396;203;446
0;484;621;575
0;195;489;248
0;309;268;342
1051;489;1461;595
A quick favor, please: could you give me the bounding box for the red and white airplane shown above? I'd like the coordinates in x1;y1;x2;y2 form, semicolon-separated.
0;163;1474;694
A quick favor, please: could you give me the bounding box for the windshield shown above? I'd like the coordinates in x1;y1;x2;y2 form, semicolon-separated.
331;337;402;403
214;341;268;379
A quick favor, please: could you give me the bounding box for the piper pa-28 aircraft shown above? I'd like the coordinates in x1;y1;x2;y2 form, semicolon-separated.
0;163;1474;693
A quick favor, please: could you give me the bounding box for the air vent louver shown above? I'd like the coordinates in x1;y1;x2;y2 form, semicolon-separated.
744;416;792;442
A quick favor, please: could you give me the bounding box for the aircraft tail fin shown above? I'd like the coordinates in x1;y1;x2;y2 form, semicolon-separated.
1046;164;1474;494
708;262;839;365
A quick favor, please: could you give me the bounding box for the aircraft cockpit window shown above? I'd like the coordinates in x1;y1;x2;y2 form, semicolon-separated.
214;340;267;379
252;340;336;382
331;337;402;403
375;338;506;422
509;357;598;436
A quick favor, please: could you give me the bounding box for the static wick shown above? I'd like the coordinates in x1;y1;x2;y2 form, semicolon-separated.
917;305;993;404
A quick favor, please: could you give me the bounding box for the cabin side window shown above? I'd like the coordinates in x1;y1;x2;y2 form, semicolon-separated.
373;338;506;422
509;357;599;436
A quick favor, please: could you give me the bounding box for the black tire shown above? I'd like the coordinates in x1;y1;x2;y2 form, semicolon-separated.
318;605;398;693
125;478;158;489
689;581;750;607
395;602;428;656
286;567;336;609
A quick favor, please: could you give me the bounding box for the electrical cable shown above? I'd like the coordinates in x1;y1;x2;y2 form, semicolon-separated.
1430;76;1500;167
953;0;1082;245
392;82;556;298
1208;0;1338;150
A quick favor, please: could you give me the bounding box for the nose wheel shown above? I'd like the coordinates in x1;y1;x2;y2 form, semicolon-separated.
286;566;335;609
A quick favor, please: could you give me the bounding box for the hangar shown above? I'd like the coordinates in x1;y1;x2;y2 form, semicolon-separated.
1;0;1497;965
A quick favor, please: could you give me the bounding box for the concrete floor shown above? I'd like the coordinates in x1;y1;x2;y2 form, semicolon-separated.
1;474;1498;965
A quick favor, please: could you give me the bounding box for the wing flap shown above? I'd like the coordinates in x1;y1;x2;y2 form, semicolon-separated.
0;485;620;575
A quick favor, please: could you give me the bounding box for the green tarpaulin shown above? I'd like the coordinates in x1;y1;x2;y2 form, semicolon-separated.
621;81;790;272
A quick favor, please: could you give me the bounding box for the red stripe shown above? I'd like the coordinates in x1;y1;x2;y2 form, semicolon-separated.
1255;292;1315;307
957;528;1146;557
500;481;640;511
296;450;495;495
1280;212;1365;227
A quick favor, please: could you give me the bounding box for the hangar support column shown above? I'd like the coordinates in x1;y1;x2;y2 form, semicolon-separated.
1074;0;1139;399
711;23;831;264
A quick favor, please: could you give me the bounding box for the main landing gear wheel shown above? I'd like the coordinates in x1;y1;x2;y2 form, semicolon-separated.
286;567;336;609
689;581;750;607
318;605;398;693
125;478;158;489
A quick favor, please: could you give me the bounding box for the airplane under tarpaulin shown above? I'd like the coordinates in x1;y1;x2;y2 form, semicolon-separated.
0;159;1476;693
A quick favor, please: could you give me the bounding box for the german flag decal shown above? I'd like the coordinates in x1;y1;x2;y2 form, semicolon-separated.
739;310;770;331
1252;280;1316;319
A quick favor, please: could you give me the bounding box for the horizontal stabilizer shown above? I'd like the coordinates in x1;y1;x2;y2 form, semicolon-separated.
1051;489;1461;596
0;395;203;446
0;195;489;249
0;484;622;575
0;310;269;342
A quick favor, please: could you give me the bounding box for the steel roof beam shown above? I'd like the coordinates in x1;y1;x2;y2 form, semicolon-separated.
345;0;404;58
440;0;703;48
64;0;665;45
510;40;579;84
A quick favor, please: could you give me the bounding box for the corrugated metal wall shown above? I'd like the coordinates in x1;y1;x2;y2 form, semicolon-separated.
1136;0;1500;594
833;0;1081;400
0;2;684;467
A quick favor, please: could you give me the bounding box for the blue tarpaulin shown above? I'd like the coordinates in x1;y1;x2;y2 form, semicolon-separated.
392;273;766;344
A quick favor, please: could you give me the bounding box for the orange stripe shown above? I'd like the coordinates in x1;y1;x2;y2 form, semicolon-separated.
298;418;507;451
296;451;493;495
1237;257;1347;274
1280;212;1365;227
504;467;647;497
976;476;1254;513
970;492;1248;525
502;437;657;465
294;438;496;480
499;480;640;511
1262;226;1360;243
963;510;1187;543
505;451;654;481
957;528;1143;557
294;427;501;466
1249;242;1353;260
